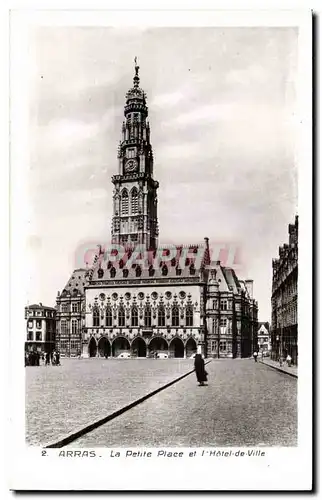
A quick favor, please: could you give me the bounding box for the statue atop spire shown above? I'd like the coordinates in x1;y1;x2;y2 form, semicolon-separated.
133;56;140;88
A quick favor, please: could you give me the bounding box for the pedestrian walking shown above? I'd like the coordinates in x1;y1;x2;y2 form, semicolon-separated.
45;352;50;366
286;354;292;367
253;351;258;363
55;351;61;366
194;354;207;386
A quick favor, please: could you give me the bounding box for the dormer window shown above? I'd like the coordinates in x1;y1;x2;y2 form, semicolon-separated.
189;264;196;276
149;266;155;277
136;267;142;278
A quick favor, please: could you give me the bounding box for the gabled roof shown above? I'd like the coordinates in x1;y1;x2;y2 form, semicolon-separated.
258;321;270;330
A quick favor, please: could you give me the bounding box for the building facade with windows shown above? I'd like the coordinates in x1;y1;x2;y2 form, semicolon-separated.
55;269;87;357
25;303;56;354
271;215;298;364
56;61;258;359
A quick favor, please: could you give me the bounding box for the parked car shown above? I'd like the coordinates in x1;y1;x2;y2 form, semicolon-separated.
157;352;168;359
117;352;131;359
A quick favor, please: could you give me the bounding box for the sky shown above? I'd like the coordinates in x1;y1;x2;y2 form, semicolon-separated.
26;26;298;320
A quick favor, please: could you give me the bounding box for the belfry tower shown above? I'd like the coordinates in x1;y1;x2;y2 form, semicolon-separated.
111;58;159;250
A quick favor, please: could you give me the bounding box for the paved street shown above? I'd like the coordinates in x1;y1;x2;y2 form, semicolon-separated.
26;358;297;448
70;359;297;448
25;358;193;446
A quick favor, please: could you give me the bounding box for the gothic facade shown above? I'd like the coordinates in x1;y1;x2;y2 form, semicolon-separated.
55;61;258;359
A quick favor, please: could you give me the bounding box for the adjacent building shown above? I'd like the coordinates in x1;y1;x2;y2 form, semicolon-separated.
257;321;270;354
271;216;298;364
56;61;258;359
55;269;87;357
25;303;56;354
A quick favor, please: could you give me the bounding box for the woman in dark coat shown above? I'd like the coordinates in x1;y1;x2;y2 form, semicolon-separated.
194;354;207;386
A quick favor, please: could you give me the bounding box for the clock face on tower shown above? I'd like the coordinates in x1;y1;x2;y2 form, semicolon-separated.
125;159;138;173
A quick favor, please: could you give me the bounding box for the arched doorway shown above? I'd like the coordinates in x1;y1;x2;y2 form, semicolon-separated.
185;337;197;358
149;337;168;357
131;337;147;358
112;336;130;357
88;337;97;357
169;337;185;358
98;337;111;358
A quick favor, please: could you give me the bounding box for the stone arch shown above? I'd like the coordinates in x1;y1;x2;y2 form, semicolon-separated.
88;336;97;358
98;337;111;358
169;337;185;358
149;336;169;357
131;336;147;358
112;336;130;357
185;337;197;358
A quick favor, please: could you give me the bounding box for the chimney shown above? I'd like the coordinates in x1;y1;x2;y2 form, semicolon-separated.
245;280;253;299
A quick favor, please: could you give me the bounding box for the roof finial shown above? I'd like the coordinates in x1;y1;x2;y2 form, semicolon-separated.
133;56;140;87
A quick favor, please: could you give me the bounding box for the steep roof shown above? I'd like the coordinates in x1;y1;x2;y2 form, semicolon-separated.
89;245;206;284
61;268;88;296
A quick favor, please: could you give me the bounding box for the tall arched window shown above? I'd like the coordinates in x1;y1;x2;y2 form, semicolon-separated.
71;319;78;334
158;306;165;327
144;306;152;327
121;190;129;215
93;307;100;327
105;306;112;327
131;188;138;214
186;306;194;326
131;306;138;327
110;267;116;278
118;306;125;327
172;306;179;327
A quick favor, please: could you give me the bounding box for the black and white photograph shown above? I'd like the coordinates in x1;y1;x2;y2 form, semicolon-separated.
8;8;312;491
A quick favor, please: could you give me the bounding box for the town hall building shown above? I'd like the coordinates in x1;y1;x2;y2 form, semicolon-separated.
55;60;258;359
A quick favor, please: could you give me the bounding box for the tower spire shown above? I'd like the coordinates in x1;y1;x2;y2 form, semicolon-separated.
111;61;159;250
133;56;140;88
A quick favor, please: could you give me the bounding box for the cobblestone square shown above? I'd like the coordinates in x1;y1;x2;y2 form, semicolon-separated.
26;358;297;448
25;358;193;446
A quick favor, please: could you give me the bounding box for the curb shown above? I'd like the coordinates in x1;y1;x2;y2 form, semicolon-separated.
259;360;298;379
45;360;212;448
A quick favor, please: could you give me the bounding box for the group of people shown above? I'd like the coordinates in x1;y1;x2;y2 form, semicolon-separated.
253;350;292;367
25;350;61;366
